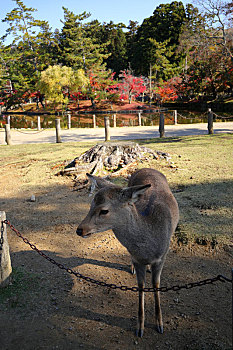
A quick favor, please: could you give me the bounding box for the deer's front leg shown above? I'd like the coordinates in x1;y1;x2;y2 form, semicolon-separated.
151;262;164;334
133;261;146;337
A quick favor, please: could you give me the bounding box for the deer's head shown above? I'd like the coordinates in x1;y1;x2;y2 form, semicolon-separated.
76;173;151;238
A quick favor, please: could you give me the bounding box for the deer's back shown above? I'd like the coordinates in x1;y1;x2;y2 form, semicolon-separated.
129;168;179;233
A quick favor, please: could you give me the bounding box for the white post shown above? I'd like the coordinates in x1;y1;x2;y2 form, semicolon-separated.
55;118;62;143
67;113;71;129
138;112;141;126
7;115;10;126
113;114;116;128
104;116;110;141
5;124;12;145
174;110;178;125
93;114;96;128
37;116;41;130
0;212;12;287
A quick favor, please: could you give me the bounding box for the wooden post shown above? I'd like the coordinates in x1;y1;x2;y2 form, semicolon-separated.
0;212;12;287
67;113;71;129
232;268;233;333
37;116;41;131
174;110;178;125
7;115;10;126
113;114;116;128
5;124;12;145
159;112;165;138
138;112;142;126
55;118;62;143
208;108;214;134
104;116;110;141
93;114;96;128
232;268;233;335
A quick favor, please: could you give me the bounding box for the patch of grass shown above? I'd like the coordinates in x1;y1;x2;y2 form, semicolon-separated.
174;224;189;246
0;142;93;167
0;267;39;308
140;134;233;245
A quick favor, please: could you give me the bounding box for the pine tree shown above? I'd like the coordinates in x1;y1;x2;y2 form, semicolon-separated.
131;1;187;77
1;0;57;91
96;21;128;75
59;8;109;72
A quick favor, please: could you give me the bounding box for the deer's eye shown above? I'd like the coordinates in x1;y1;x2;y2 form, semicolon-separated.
99;209;109;216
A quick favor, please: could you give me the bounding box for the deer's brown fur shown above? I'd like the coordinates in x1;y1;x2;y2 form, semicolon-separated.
76;168;179;337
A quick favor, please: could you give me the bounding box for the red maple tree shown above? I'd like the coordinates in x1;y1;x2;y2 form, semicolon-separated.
117;70;146;104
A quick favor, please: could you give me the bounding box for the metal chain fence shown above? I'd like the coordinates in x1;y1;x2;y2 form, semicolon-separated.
213;112;233;119
1;219;232;293
14;128;48;135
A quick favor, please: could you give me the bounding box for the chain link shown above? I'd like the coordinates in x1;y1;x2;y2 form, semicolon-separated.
2;219;232;292
15;128;48;135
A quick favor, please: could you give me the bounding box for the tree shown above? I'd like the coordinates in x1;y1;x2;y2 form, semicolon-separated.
0;0;57;91
38;65;88;110
148;38;176;82
194;0;233;60
224;0;233;23
94;21;128;75
131;1;187;76
126;20;139;69
177;0;233;99
155;78;180;103
59;8;109;72
117;70;146;103
85;65;116;107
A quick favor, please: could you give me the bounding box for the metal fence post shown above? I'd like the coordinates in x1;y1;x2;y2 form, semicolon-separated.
0;212;12;287
104;116;110;141
159;112;165;138
55;118;62;143
208;108;214;134
5;124;12;145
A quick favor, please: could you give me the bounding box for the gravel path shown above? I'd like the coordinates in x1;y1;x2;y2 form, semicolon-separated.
1;122;233;145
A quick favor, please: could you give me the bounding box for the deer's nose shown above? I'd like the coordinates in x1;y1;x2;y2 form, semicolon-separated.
76;228;83;236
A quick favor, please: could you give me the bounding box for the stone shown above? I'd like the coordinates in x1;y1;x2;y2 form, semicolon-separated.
30;194;36;202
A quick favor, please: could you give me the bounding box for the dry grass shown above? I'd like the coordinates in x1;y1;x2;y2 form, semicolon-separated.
0;133;232;246
139;134;233;245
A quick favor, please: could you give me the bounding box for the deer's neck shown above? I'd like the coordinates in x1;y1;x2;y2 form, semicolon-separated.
112;204;151;241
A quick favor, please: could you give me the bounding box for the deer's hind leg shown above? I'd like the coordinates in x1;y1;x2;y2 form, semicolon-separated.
133;261;147;337
151;261;164;334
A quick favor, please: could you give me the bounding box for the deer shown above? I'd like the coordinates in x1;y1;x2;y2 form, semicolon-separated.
76;168;179;337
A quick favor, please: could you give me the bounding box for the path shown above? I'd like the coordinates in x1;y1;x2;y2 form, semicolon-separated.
0;122;233;145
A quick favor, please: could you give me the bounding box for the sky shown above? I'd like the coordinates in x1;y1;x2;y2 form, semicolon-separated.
0;0;190;38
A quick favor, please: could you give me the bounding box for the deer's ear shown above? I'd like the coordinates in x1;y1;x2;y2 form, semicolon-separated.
86;173;113;189
121;184;151;203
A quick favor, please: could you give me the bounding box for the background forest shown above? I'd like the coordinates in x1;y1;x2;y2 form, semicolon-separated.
0;0;232;110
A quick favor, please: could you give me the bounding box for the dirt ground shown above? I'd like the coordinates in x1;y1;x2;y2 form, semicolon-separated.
0;158;232;350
